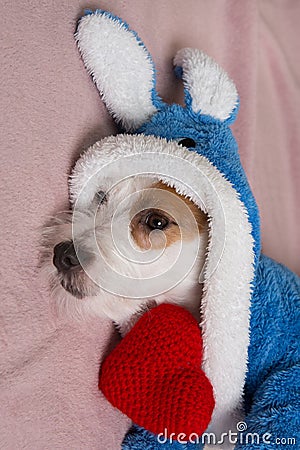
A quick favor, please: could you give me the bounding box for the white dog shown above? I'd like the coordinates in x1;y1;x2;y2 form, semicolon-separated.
42;163;208;335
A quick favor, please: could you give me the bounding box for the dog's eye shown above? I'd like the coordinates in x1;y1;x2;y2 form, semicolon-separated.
145;212;169;230
95;190;107;204
178;138;196;148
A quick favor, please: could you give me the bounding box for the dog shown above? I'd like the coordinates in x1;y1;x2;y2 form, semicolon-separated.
42;174;208;335
39;11;300;445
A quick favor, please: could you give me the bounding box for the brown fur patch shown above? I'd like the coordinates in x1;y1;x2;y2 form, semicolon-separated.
131;181;207;250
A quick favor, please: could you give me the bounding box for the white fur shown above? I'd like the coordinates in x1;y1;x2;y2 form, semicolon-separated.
43;172;206;334
75;13;157;131
69;134;254;440
174;48;239;121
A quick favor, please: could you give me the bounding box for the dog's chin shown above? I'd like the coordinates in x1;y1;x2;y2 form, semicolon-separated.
52;266;100;303
60;280;87;300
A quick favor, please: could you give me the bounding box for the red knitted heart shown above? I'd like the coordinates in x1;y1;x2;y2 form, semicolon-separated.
99;303;215;440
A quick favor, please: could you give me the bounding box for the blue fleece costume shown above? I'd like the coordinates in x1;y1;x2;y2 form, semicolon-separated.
74;10;300;450
122;260;300;449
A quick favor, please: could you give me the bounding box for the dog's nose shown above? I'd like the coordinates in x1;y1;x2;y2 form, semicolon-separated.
53;241;80;272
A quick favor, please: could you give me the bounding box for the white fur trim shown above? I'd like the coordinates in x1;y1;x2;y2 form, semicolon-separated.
70;134;254;436
75;13;157;131
174;49;239;121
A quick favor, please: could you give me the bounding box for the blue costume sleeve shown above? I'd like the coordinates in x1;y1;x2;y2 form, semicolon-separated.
235;365;300;449
235;256;300;449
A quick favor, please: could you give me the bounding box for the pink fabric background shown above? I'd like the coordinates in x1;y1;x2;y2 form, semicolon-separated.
0;1;299;449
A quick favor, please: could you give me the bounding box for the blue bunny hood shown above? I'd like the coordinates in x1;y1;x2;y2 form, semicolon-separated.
70;128;257;438
74;9;261;441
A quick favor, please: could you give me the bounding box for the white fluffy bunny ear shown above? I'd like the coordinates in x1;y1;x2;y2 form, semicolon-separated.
174;48;239;123
75;11;162;131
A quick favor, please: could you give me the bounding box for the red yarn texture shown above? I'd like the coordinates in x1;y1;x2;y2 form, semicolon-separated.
99;303;215;440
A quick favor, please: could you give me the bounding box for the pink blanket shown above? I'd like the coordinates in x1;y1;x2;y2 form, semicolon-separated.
0;1;299;448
